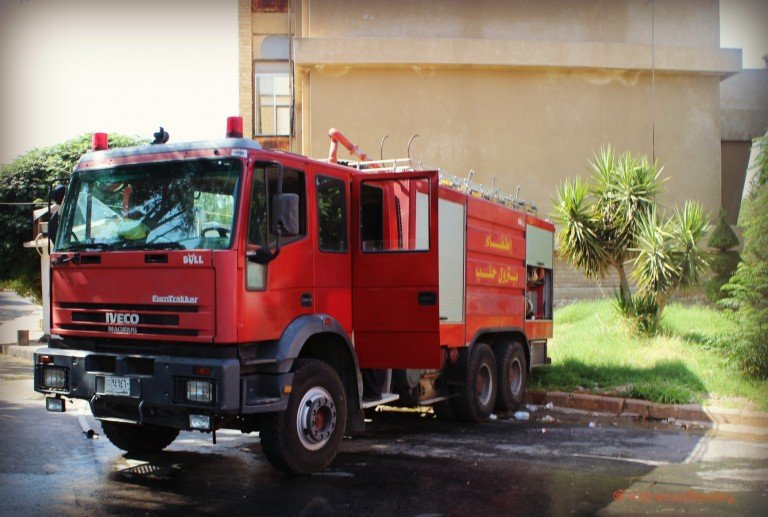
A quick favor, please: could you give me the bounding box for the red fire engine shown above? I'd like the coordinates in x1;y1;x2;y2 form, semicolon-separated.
34;117;554;474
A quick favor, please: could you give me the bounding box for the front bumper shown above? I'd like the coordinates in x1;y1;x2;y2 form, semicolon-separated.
33;347;249;429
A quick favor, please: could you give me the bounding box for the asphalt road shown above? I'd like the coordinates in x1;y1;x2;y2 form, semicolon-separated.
1;354;766;516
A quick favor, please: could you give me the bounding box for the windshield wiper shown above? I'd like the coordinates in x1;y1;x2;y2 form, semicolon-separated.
118;241;185;251
59;242;114;252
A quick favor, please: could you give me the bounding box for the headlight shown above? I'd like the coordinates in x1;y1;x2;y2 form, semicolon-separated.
41;367;68;390
186;379;214;404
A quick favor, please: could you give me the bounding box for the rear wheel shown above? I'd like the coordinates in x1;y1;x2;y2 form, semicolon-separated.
101;421;179;453
494;341;527;414
454;343;497;422
260;359;347;475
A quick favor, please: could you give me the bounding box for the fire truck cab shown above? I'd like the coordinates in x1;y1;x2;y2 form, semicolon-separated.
34;118;553;474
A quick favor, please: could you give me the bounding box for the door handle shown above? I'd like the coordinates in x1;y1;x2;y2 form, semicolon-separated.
418;291;437;306
301;293;313;307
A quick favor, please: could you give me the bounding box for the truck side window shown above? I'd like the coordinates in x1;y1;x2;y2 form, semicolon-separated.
247;166;306;249
246;165;306;290
316;175;347;252
360;178;429;252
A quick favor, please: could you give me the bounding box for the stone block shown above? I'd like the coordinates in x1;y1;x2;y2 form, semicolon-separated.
623;399;653;418
677;404;709;422
649;403;678;420
570;393;599;412
545;391;571;408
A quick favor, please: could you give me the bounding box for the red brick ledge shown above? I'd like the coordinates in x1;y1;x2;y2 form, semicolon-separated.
525;390;768;428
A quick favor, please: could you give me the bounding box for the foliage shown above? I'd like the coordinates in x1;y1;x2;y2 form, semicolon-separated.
613;289;659;335
553;146;663;305
721;129;768;379
629;201;709;332
708;208;739;251
705;208;740;302
554;146;709;334
0;134;145;299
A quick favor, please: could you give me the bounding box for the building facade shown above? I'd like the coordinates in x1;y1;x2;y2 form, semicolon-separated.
239;0;741;218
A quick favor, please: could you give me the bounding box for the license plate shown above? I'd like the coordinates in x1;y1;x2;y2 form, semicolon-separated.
104;376;131;396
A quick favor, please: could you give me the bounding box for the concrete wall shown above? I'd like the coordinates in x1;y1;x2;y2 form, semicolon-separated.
242;0;741;216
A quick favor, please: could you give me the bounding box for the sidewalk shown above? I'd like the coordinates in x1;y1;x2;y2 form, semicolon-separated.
0;290;45;360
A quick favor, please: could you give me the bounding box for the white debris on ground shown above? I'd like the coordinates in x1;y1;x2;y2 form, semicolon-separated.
588;421;597;428
513;411;530;421
489;413;498;420
541;415;555;424
545;402;554;410
525;404;538;412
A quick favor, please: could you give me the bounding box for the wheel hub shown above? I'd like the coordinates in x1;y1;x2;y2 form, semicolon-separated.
508;357;522;396
476;364;493;406
297;386;337;451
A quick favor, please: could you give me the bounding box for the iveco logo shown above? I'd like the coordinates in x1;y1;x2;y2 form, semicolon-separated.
105;313;140;325
183;254;204;265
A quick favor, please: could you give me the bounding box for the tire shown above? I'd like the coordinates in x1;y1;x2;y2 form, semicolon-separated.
494;341;528;414
260;359;347;475
101;421;179;453
454;343;498;423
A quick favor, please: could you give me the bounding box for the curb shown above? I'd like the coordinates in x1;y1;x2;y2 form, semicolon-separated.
525;389;768;429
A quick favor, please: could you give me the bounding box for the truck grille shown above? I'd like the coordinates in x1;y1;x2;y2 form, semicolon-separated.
58;302;201;338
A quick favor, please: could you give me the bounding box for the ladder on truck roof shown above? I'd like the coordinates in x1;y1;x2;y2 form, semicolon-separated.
336;157;539;215
325;128;538;215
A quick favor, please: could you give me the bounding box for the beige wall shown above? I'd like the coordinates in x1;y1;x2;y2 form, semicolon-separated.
304;67;722;213
242;0;741;216
305;0;720;48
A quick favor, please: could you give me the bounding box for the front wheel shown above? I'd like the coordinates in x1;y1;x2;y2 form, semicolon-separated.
260;359;347;475
101;421;179;453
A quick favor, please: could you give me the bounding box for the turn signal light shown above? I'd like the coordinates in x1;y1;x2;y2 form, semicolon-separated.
39;355;53;364
193;366;212;376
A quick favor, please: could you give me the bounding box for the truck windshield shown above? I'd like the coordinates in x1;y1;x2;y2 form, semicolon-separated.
56;158;241;252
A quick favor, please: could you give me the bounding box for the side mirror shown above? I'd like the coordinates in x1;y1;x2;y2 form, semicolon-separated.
271;193;299;237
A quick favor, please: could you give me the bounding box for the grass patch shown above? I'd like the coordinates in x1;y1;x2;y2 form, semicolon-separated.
529;300;768;411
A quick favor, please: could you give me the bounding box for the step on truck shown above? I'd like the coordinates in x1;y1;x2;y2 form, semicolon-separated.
34;117;554;474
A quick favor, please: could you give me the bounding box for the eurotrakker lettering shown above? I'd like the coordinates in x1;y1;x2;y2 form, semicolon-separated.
152;295;199;304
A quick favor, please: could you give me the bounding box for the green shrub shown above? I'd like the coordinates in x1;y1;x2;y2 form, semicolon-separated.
722;129;768;379
705;208;740;302
0;134;145;299
708;208;740;251
708;250;741;276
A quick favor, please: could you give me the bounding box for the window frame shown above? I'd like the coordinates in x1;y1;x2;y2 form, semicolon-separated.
359;177;431;254
315;174;349;254
254;62;291;137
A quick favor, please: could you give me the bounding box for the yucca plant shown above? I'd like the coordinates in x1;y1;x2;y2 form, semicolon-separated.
554;146;664;307
555;146;709;335
631;201;710;331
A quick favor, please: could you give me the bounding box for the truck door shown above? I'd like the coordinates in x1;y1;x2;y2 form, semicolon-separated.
351;170;440;369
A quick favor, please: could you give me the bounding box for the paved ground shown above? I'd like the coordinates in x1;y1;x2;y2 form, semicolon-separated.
1;354;766;516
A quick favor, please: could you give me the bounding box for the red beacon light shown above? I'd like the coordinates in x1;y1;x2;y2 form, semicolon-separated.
92;132;109;151
226;116;243;138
